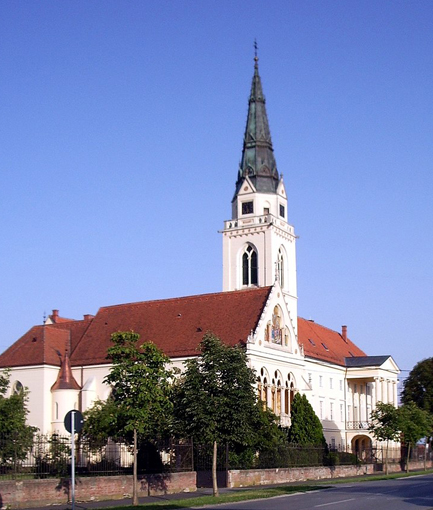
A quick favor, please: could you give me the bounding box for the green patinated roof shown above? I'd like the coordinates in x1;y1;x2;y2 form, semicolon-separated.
235;57;280;196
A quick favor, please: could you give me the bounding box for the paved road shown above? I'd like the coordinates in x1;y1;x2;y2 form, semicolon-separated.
210;474;433;510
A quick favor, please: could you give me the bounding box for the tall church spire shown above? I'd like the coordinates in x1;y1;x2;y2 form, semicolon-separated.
223;52;297;329
236;46;279;195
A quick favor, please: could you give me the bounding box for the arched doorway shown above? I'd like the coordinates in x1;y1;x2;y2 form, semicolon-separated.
352;435;373;462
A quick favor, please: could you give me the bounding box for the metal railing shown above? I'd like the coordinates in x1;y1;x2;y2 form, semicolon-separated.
347;421;370;430
0;434;193;480
1;433;431;480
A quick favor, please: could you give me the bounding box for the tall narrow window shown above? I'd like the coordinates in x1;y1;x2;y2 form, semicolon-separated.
242;245;258;286
277;248;285;288
279;204;285;218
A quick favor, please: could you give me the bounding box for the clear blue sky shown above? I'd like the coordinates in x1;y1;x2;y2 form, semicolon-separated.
1;1;432;380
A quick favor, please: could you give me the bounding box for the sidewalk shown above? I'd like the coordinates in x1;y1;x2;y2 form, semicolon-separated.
14;480;325;510
16;485;257;510
17;469;432;510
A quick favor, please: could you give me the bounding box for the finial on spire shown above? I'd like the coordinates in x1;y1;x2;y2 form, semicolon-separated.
254;39;259;66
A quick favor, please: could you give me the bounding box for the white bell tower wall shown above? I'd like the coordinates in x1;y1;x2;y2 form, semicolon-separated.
222;176;298;333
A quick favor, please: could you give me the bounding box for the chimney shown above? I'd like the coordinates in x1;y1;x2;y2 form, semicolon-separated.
342;325;347;343
52;309;59;323
83;314;94;321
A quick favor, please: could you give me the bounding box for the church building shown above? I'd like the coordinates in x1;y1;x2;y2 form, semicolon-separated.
0;55;400;454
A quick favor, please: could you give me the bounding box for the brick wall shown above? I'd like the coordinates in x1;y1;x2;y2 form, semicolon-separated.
0;472;196;509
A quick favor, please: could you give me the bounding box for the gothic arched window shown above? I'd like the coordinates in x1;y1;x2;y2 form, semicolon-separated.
242;245;258;286
277;248;285;288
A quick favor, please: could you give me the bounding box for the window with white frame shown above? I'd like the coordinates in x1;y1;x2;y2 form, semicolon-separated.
242;245;258;286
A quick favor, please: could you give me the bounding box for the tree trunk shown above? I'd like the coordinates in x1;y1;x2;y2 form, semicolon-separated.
406;444;411;473
132;428;139;505
385;441;389;475
212;440;219;497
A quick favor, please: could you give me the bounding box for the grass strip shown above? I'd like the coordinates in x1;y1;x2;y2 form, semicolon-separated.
93;484;324;510
315;468;433;485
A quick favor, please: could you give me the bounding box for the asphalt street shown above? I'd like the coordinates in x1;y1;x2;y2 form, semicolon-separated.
211;474;433;510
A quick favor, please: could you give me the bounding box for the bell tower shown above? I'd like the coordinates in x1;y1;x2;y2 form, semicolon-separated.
221;51;298;330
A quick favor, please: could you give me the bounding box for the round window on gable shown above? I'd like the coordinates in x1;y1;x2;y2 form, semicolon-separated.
12;380;23;395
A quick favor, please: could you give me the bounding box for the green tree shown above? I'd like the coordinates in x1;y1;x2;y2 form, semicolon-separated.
401;358;433;414
368;402;400;474
0;370;37;472
173;332;260;497
288;393;326;447
82;397;120;443
85;332;174;505
398;402;432;473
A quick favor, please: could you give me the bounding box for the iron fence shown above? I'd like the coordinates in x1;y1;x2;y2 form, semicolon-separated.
0;434;193;480
1;433;431;480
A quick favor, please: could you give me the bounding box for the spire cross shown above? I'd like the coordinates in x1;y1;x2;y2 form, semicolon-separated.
254;39;259;64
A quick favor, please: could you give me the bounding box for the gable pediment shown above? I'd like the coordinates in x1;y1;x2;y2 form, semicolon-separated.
236;175;256;196
247;283;302;359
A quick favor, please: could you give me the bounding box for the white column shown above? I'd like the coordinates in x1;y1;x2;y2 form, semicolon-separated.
381;379;386;403
374;377;379;406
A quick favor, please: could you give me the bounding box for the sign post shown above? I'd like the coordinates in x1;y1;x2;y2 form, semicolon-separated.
64;410;84;510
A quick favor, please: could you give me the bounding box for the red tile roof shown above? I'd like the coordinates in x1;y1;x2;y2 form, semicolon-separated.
71;287;272;366
298;318;366;366
0;320;92;368
0;287;367;370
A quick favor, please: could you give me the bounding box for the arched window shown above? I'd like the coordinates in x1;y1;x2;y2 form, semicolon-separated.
258;368;269;410
242;245;258;286
277;247;285;288
285;373;296;417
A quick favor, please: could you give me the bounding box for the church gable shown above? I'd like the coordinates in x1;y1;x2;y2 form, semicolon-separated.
248;283;301;358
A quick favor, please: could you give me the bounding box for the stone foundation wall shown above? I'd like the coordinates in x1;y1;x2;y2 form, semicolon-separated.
227;460;433;487
0;472;196;509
